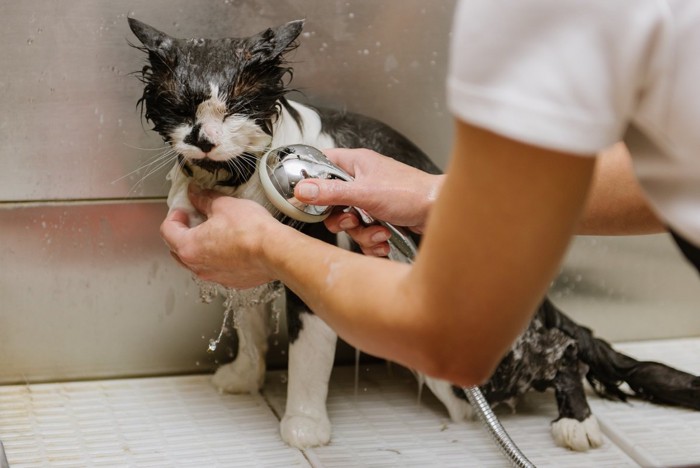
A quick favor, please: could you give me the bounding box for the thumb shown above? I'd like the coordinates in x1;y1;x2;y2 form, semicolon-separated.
188;183;222;216
295;178;364;207
160;209;192;251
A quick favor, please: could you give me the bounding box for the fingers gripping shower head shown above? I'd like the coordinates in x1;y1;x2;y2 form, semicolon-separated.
258;144;352;223
258;144;418;261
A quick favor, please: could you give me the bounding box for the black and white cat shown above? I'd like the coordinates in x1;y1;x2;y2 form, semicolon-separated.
129;18;700;452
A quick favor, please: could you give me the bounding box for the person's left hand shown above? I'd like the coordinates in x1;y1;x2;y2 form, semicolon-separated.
160;184;280;289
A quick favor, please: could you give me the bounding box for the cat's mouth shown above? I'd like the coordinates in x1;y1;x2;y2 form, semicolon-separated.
178;152;261;189
187;152;259;173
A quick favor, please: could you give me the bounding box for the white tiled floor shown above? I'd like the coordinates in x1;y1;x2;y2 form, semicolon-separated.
1;338;699;467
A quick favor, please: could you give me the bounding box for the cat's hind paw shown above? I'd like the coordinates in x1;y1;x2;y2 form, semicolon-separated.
212;354;265;394
280;414;331;448
551;415;603;451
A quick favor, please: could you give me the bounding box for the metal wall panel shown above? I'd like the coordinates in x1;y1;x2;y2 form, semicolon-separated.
0;201;231;384
0;0;455;202
0;0;456;383
1;0;698;385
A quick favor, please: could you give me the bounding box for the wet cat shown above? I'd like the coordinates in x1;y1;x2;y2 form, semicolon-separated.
129;18;700;451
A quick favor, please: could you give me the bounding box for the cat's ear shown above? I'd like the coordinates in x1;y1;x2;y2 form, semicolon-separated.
249;19;305;61
128;18;174;54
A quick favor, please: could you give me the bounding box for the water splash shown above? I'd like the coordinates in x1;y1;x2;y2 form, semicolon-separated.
198;279;285;353
193;276;218;304
208;307;230;353
270;294;283;335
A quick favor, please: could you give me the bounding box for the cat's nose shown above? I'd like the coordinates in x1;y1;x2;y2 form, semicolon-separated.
184;123;217;154
194;138;216;154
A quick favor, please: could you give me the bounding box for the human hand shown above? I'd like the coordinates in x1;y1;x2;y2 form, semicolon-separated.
160;184;282;289
293;148;444;256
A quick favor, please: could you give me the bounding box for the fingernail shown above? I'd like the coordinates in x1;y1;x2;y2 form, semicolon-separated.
371;230;391;243
372;244;390;257
297;182;319;201
339;216;358;230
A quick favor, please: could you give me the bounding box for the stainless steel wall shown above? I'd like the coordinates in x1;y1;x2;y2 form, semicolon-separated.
1;0;698;385
0;0;457;384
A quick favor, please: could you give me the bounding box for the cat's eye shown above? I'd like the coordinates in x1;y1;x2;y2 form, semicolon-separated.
170;101;196;122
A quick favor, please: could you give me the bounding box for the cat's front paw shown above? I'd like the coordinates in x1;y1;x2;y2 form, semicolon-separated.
424;376;473;422
280;414;331;448
551;415;603;451
212;354;265;394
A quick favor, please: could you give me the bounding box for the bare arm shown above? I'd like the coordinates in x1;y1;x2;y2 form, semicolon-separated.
297;142;664;257
162;119;595;386
578;142;664;235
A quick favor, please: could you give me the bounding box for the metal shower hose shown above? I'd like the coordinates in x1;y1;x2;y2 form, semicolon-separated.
396;242;535;467
463;386;536;467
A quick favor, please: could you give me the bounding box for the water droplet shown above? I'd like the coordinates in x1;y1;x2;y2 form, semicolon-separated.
194;276;218;303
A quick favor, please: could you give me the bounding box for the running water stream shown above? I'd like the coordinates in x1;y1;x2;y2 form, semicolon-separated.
193;277;285;353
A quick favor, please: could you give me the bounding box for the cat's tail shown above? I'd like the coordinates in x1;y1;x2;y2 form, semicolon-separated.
541;298;700;410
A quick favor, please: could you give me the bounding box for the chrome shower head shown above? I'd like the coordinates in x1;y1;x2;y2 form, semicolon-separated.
258;144;418;261
258;144;350;223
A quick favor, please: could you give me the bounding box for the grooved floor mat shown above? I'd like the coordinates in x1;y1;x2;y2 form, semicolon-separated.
1;338;698;467
588;338;700;467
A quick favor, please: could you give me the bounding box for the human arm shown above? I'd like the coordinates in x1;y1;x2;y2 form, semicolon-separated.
161;119;595;386
578;142;664;235
295;142;664;257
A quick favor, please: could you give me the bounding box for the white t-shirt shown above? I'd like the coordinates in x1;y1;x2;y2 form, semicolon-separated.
447;0;700;246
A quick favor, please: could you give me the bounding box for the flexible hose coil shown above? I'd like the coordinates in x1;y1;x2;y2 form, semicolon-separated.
463;386;536;468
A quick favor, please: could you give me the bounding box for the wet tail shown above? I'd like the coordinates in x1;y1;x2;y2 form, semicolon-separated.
541;298;700;410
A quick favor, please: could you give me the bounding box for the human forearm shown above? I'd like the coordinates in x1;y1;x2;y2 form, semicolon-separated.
265;121;597;388
401;121;596;385
578;142;664;235
258;222;438;371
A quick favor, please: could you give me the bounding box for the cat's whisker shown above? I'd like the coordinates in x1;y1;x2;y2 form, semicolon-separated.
121;148;180;195
138;150;179;181
112;149;175;185
137;148;179;175
121;141;171;152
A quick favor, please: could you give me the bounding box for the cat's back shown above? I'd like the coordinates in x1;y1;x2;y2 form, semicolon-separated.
315;106;442;175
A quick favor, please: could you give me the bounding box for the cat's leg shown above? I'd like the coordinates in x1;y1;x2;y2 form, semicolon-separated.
280;299;337;448
212;302;270;394
550;350;603;451
423;375;473;421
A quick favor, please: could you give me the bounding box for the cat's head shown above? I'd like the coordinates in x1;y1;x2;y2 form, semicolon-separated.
129;18;303;171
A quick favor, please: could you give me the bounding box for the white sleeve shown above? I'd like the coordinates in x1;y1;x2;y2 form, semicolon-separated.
447;0;669;155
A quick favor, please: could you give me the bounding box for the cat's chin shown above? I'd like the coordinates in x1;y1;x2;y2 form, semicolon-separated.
188;152;259;172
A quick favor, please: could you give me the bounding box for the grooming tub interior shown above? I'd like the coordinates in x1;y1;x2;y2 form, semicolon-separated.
1;1;699;466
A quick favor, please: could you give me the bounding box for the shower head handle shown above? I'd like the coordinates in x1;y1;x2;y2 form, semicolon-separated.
258;144;417;262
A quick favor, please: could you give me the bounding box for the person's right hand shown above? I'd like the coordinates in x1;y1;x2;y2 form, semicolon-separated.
293;148;444;256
